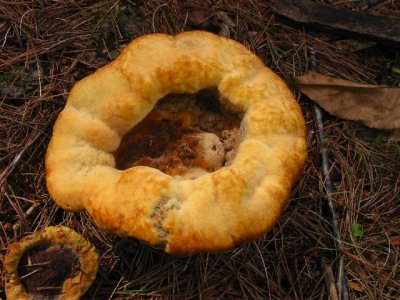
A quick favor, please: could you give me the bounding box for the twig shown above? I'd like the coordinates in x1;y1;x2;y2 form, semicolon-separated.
0;130;40;188
108;275;124;300
321;259;340;300
36;286;62;291
309;47;349;300
1;26;11;51
0;129;41;211
151;3;168;33
22;262;50;267
12;203;38;232
19;268;42;280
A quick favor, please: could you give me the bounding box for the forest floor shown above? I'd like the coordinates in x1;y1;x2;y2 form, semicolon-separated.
0;1;399;299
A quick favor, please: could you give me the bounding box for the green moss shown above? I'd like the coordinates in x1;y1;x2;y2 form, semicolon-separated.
0;69;27;84
0;68;31;95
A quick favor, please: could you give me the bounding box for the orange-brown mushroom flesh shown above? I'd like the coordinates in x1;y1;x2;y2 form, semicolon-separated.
114;88;242;179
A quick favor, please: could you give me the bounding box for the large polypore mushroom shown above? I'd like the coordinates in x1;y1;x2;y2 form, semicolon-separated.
45;31;307;254
4;226;98;300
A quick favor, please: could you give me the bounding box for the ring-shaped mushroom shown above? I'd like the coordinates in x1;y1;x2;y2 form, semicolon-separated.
4;226;98;300
45;31;307;254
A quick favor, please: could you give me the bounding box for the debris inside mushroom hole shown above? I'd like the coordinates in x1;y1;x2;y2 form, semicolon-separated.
114;87;243;179
17;245;80;298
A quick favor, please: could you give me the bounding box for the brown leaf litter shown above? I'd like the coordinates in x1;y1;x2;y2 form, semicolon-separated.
295;71;400;129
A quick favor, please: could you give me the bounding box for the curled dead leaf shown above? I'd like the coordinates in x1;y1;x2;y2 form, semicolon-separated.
295;71;400;129
347;281;364;292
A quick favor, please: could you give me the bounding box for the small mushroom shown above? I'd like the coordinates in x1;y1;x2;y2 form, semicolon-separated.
3;226;99;300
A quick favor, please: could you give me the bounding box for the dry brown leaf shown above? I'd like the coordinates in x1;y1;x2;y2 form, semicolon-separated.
347;281;364;292
295;71;400;129
390;237;400;246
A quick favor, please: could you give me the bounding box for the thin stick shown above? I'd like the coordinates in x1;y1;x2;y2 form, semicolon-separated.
19;268;42;280
36;286;62;291
22;262;51;267
309;47;350;300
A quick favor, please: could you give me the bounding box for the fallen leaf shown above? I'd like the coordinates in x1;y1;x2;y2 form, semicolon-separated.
390;237;400;246
347;281;364;292
333;39;376;52
295;71;400;129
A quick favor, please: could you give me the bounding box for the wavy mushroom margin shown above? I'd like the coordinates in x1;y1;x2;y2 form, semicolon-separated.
45;31;307;255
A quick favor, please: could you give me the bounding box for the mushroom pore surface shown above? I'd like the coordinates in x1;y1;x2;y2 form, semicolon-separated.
114;88;242;180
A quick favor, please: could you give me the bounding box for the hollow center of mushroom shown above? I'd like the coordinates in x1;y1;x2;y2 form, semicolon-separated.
114;88;242;179
17;244;80;298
